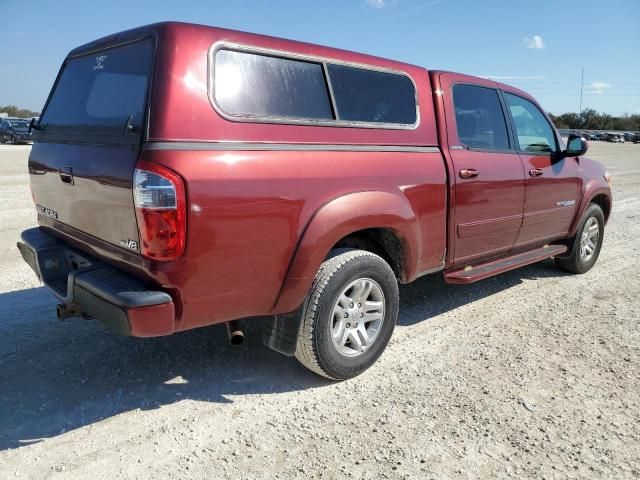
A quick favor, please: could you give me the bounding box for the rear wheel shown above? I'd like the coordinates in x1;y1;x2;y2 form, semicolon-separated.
555;203;605;274
295;249;399;380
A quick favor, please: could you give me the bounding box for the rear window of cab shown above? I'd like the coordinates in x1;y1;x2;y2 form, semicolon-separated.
211;47;418;129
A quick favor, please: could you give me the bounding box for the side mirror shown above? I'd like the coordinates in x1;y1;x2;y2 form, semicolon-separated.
29;117;42;134
564;133;588;157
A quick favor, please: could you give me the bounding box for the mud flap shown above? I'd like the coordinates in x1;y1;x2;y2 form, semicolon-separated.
262;305;305;356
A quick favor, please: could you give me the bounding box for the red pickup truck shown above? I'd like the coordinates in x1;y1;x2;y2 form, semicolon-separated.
19;22;611;379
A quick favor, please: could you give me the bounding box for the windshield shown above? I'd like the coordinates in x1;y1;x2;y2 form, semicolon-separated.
39;39;153;132
9;120;29;129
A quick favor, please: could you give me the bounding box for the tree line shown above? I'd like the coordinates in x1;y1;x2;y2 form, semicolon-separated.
548;109;640;132
1;103;638;132
0;105;41;118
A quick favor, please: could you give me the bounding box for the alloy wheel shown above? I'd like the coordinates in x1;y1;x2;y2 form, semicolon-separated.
330;278;385;357
580;217;600;262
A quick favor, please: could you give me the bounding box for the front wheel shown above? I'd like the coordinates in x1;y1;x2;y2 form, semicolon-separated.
555;203;605;274
295;249;399;380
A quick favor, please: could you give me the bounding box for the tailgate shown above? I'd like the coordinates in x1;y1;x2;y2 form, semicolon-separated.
30;38;154;252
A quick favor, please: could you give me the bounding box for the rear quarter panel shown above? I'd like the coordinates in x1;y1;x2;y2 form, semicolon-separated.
146;148;446;330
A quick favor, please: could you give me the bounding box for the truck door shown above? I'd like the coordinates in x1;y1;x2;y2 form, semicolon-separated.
502;92;582;248
439;75;526;265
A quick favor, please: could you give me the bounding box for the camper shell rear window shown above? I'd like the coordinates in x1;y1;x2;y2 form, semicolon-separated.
37;38;154;142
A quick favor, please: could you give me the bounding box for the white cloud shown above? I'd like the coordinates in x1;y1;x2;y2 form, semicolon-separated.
585;81;612;95
587;81;611;90
524;35;545;49
365;0;447;16
391;0;446;18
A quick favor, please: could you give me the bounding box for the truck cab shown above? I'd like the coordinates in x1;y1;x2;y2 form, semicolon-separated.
431;72;610;273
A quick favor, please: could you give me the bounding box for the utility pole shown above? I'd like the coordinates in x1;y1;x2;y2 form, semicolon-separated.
579;68;584;114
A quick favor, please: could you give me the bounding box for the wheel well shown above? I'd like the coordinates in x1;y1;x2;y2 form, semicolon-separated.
333;228;407;281
591;194;611;222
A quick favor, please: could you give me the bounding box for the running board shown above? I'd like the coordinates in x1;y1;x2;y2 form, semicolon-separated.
444;244;567;284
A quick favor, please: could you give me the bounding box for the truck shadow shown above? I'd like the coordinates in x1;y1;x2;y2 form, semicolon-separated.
0;259;567;450
397;258;569;326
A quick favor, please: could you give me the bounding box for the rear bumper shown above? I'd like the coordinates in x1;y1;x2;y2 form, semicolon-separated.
17;227;175;337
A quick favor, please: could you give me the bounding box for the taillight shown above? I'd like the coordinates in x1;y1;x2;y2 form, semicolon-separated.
133;161;186;261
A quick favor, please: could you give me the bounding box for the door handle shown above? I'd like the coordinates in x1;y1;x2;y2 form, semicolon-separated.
459;168;479;179
59;166;74;184
529;168;544;177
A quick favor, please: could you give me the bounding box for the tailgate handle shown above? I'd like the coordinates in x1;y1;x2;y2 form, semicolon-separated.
59;166;74;184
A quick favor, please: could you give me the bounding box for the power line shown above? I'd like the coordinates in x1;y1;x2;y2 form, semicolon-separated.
498;81;640;85
522;93;640;96
507;87;640;92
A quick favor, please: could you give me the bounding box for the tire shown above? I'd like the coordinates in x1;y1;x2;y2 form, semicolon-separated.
295;249;399;380
555;203;605;274
10;135;16;145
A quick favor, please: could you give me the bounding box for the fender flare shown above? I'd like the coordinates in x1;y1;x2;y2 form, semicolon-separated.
568;179;611;237
272;190;421;314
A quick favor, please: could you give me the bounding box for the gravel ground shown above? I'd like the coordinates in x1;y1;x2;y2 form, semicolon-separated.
0;142;638;479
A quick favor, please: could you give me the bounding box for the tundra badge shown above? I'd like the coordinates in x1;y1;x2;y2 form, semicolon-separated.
36;204;59;219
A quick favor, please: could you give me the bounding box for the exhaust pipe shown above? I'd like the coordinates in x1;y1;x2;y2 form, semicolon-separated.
56;304;79;321
226;320;244;346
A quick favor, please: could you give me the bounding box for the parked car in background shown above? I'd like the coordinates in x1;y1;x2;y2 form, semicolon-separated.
18;22;612;379
0;117;33;144
602;133;624;143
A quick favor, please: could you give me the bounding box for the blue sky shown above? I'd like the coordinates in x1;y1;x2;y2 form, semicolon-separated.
1;0;639;115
